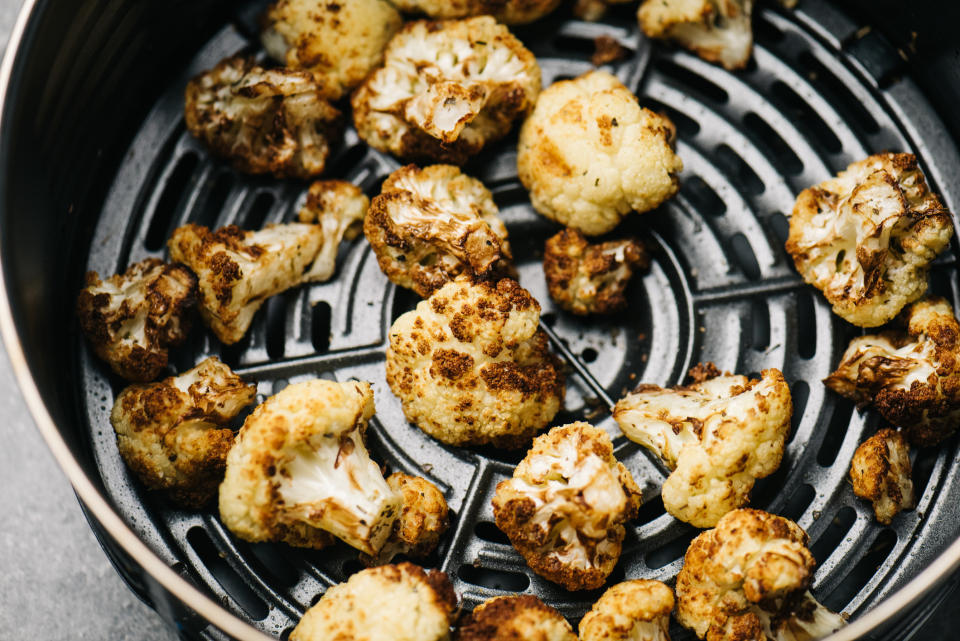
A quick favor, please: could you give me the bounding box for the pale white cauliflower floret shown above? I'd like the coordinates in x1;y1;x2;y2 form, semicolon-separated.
638;0;754;71
786;152;953;327
492;422;642;591
297;180;369;283
363;472;450;566
518;71;682;236
579;580;675;641
391;0;563;25
219;379;401;554
850;428;915;525
453;595;577;641
614;363;792;528
352;17;541;165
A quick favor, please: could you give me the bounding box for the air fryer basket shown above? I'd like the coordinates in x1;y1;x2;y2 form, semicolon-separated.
2;1;960;640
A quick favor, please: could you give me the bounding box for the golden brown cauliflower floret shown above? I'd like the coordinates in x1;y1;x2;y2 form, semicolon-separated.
492;422;642;591
261;0;402;99
365;164;514;298
219;379;401;554
111;357;256;508
291;563;457;641
676;509;847;641
518;71;682;236
543;228;648;315
386;276;565;448
362;472;450;566
613;364;791;528
824;297;960;446
579;580;675;641
76;258;197;382
454;595;577;641
297;180;369;283
638;0;754;71
574;0;634;22
785;153;953;327
184;56;341;179
352;17;541;165
850;428;915;525
391;0;562;25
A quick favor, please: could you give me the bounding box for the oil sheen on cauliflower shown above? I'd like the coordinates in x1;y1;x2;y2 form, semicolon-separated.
362;472;450;566
676;509;847;641
291;563;457;641
786;153;953;327
492;422;643;591
219;379;401;554
579;580;675;641
261;0;402;99
544;228;648;315
297;180;369;283
824;296;960;446
352;16;541;165
386;276;564;448
365;164;514;298
518;71;682;236
638;0;754;71
77;258;197;382
454;595;577;641
850;428;915;525
614;364;792;528
184;56;341;179
111;357;256;508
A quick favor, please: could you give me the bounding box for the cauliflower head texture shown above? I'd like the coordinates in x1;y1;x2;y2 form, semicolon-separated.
352;17;541;164
786;153;953;327
638;0;754;71
386;276;564;448
297;179;369;283
77;258;197;382
614;364;792;528
111;357;255;508
363;472;450;565
392;0;563;24
219;379;401;554
850;428;915;525
366;164;514;297
492;422;642;591
579;579;675;641
184;56;341;179
824;296;960;446
676;509;847;641
454;595;577;641
290;563;457;641
518;71;682;236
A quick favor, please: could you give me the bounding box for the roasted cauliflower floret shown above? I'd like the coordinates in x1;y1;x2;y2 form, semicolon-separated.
850;428;915;525
363;472;450;565
676;509;847;641
544;228;648;315
575;0;633;22
77;258;197;382
824;297;960;446
352;17;541;165
492;422;642;591
518;71;682;236
366;164;514;297
111;357;255;508
785;153;953;327
219;379;401;554
579;580;675;641
391;0;562;25
638;0;754;71
184;56;341;179
261;0;402;99
613;364;791;528
291;563;457;641
297;180;369;283
454;595;576;641
386;276;564;448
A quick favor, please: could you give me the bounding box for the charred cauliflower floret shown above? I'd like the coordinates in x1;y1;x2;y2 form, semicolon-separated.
366;164;514;297
613;364;791;528
579;580;675;641
454;595;577;641
574;0;633;22
638;0;754;71
261;0;402;99
184;56;341;179
518;71;682;236
352;17;541;165
77;258;197;382
391;0;563;25
850;428;915;525
492;422;642;591
676;509;847;641
544;228;648;315
785;153;953;327
363;472;450;565
291;563;457;641
111;357;256;508
386;276;564;448
824;297;960;446
219;379;401;554
297;180;369;283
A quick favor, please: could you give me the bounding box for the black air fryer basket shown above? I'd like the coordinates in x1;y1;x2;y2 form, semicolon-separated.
2;1;960;639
